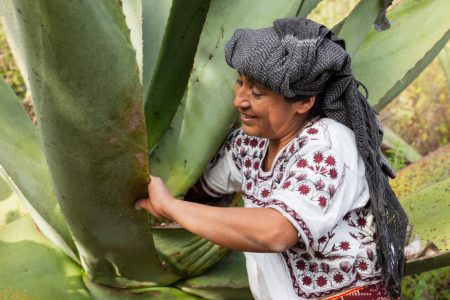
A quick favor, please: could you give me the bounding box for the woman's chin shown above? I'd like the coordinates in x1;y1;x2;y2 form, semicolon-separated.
241;125;261;137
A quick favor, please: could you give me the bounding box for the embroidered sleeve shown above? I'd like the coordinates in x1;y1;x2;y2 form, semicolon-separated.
266;146;350;248
200;129;243;197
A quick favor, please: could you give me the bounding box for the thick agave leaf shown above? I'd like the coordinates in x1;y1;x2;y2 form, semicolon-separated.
83;275;200;300
438;43;450;88
296;0;322;18
405;251;450;275
400;178;450;252
144;0;211;149
336;0;385;56
353;0;450;111
0;215;90;300
177;251;252;300
390;144;450;199
152;226;228;277
0;0;179;286
0;176;27;227
142;0;173;97
382;126;422;165
122;0;143;83
0;76;76;259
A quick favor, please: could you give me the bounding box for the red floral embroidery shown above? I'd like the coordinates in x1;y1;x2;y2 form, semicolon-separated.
253;161;260;170
307;127;318;135
318;196;327;208
314;152;324;163
299;184;311;195
260;189;270;198
357;217;367;228
329;168;338;179
297;158;308;168
326;155;336;166
296;260;307;270
244;159;252;168
246;182;252;191
316;276;328;287
339;241;351;251
356;260;369;272
302;276;312;286
282;181;291;189
333;273;344;283
250;138;258;147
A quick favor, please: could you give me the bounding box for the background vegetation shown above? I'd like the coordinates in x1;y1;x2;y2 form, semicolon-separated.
0;0;448;298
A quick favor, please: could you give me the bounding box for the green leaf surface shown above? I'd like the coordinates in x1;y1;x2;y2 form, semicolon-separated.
0;176;27;227
83;275;200;300
145;0;211;149
142;0;173;97
337;0;384;56
0;76;76;258
0;0;179;286
296;0;322;18
390;144;450;199
400;178;450;251
152;226;228;277
0;215;90;300
438;42;450;88
353;0;450;111
177;251;252;300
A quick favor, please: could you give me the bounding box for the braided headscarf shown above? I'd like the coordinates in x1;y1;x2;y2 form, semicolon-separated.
225;17;409;298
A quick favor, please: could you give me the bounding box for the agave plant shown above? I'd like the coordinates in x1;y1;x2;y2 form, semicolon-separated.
0;0;449;299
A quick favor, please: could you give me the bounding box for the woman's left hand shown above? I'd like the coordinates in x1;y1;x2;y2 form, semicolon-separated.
136;175;176;221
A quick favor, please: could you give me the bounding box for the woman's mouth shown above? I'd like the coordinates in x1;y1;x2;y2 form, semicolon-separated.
240;113;257;122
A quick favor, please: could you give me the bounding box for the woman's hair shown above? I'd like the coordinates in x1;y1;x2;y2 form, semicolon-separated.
284;93;324;120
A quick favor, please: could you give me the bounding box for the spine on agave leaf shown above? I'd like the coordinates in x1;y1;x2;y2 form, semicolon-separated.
352;0;450;111
149;0;301;276
1;0;180;287
144;0;211;149
0;76;77;261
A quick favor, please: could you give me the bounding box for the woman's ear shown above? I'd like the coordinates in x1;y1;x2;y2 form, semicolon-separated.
295;96;316;114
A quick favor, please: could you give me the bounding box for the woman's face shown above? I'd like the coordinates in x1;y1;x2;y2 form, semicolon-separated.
234;73;314;141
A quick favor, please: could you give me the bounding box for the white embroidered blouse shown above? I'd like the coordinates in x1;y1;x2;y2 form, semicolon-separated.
200;117;383;300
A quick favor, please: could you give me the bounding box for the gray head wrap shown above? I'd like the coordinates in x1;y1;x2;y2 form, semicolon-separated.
225;17;408;298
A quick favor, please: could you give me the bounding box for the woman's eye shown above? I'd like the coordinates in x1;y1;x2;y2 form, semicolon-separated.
235;78;243;85
252;89;262;97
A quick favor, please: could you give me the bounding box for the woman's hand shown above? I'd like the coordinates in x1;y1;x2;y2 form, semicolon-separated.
136;175;176;220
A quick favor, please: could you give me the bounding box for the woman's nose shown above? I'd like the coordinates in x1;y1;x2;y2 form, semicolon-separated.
234;85;251;108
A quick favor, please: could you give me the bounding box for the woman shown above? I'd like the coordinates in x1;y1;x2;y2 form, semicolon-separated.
137;17;408;300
